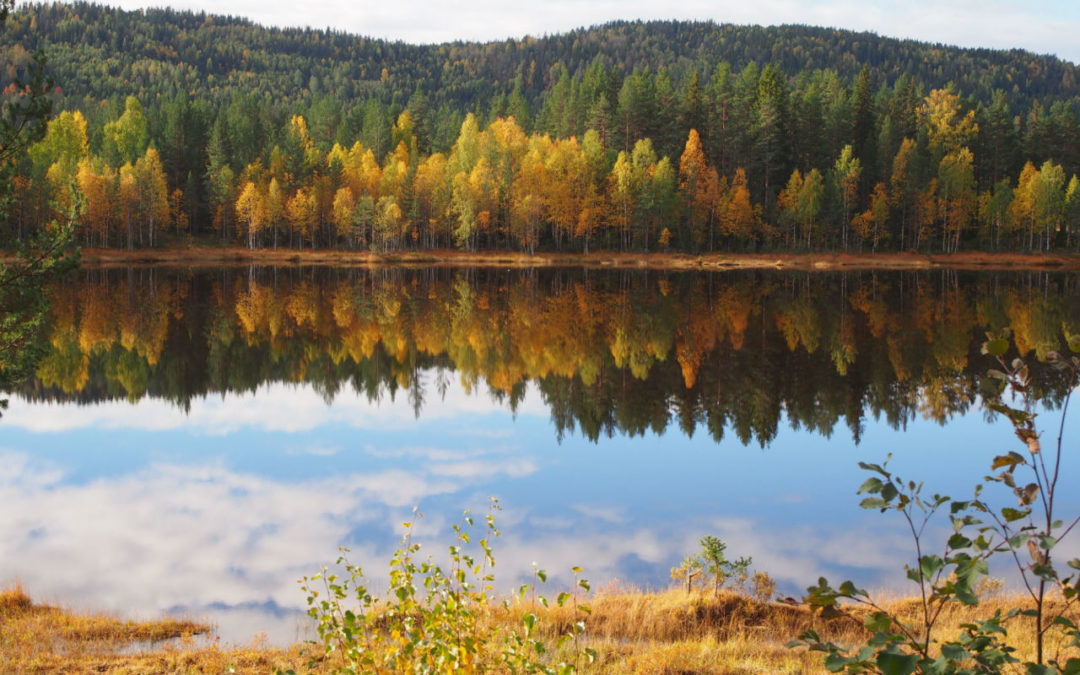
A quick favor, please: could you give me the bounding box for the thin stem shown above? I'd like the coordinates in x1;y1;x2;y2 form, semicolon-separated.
1049;383;1074;517
903;506;932;657
985;507;1038;602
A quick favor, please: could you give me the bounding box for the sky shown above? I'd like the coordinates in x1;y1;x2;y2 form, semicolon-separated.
82;0;1080;63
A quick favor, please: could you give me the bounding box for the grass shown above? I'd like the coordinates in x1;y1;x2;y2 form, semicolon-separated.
0;584;305;673
4;583;1074;673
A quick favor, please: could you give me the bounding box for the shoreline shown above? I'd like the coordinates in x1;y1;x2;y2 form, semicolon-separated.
28;247;1080;271
0;583;1057;674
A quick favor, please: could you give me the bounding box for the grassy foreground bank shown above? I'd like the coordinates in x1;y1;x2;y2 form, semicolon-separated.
2;584;1069;674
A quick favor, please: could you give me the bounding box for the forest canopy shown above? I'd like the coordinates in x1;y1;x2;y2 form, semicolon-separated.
5;3;1080;254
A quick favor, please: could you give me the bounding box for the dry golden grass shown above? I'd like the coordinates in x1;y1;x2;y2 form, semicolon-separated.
3;583;1077;673
0;584;306;673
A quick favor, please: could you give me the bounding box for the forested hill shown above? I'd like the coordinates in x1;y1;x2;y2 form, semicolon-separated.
7;3;1080;257
8;2;1079;114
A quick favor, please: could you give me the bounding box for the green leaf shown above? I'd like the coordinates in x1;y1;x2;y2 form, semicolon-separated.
860;497;889;510
940;643;969;661
877;652;919;675
1002;507;1030;522
864;611;892;633
1052;616;1078;630
1032;562;1058;580
947;533;972;550
983;338;1010;357
536;569;547;583
920;554;944;578
857;477;884;494
954;581;979;606
838;580;868;597
880;482;899;502
858;460;891;477
557;591;571;607
824;653;850;672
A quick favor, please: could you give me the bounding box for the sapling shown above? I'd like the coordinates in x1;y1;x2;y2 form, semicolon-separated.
790;328;1080;674
292;498;596;674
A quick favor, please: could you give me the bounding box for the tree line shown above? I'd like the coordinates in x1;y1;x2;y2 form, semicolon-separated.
6;4;1080;254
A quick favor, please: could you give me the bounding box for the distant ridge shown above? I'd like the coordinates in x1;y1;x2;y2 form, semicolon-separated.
6;3;1078;110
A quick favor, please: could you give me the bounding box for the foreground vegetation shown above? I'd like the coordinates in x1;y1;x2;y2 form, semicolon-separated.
6;583;1071;674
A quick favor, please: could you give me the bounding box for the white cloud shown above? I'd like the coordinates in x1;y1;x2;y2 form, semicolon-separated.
0;445;542;644
528;514;575;530
572;504;628;525
288;444;341;457
429;458;537;479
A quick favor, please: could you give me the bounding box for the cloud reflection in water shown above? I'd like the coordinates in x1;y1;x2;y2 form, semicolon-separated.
2;374;1070;645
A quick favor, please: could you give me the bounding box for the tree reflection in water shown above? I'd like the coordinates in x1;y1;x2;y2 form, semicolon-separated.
14;266;1080;446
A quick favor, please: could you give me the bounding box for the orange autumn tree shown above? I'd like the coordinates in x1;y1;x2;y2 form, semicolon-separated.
236;180;267;249
678;129;721;250
134;146;169;248
510;135;550;254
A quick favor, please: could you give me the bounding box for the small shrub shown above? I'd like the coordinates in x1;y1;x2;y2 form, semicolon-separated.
672;536;755;596
974;576;1004;601
294;498;595;674
790;329;1080;674
750;571;777;604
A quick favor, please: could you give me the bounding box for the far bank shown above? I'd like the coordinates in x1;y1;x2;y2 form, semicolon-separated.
22;247;1080;271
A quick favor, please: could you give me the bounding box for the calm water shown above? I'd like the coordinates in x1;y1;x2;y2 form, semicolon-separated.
2;266;1079;644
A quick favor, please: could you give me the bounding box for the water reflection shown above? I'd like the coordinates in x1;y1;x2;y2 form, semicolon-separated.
1;376;953;644
2;266;1079;645
17;266;1080;445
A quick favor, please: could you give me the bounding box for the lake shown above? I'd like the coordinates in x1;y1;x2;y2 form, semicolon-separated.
1;265;1078;645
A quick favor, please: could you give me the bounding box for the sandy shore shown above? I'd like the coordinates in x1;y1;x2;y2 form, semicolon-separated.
8;246;1080;271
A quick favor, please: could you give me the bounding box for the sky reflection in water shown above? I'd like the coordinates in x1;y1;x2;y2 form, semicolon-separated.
4;372;1076;645
3;267;1080;644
